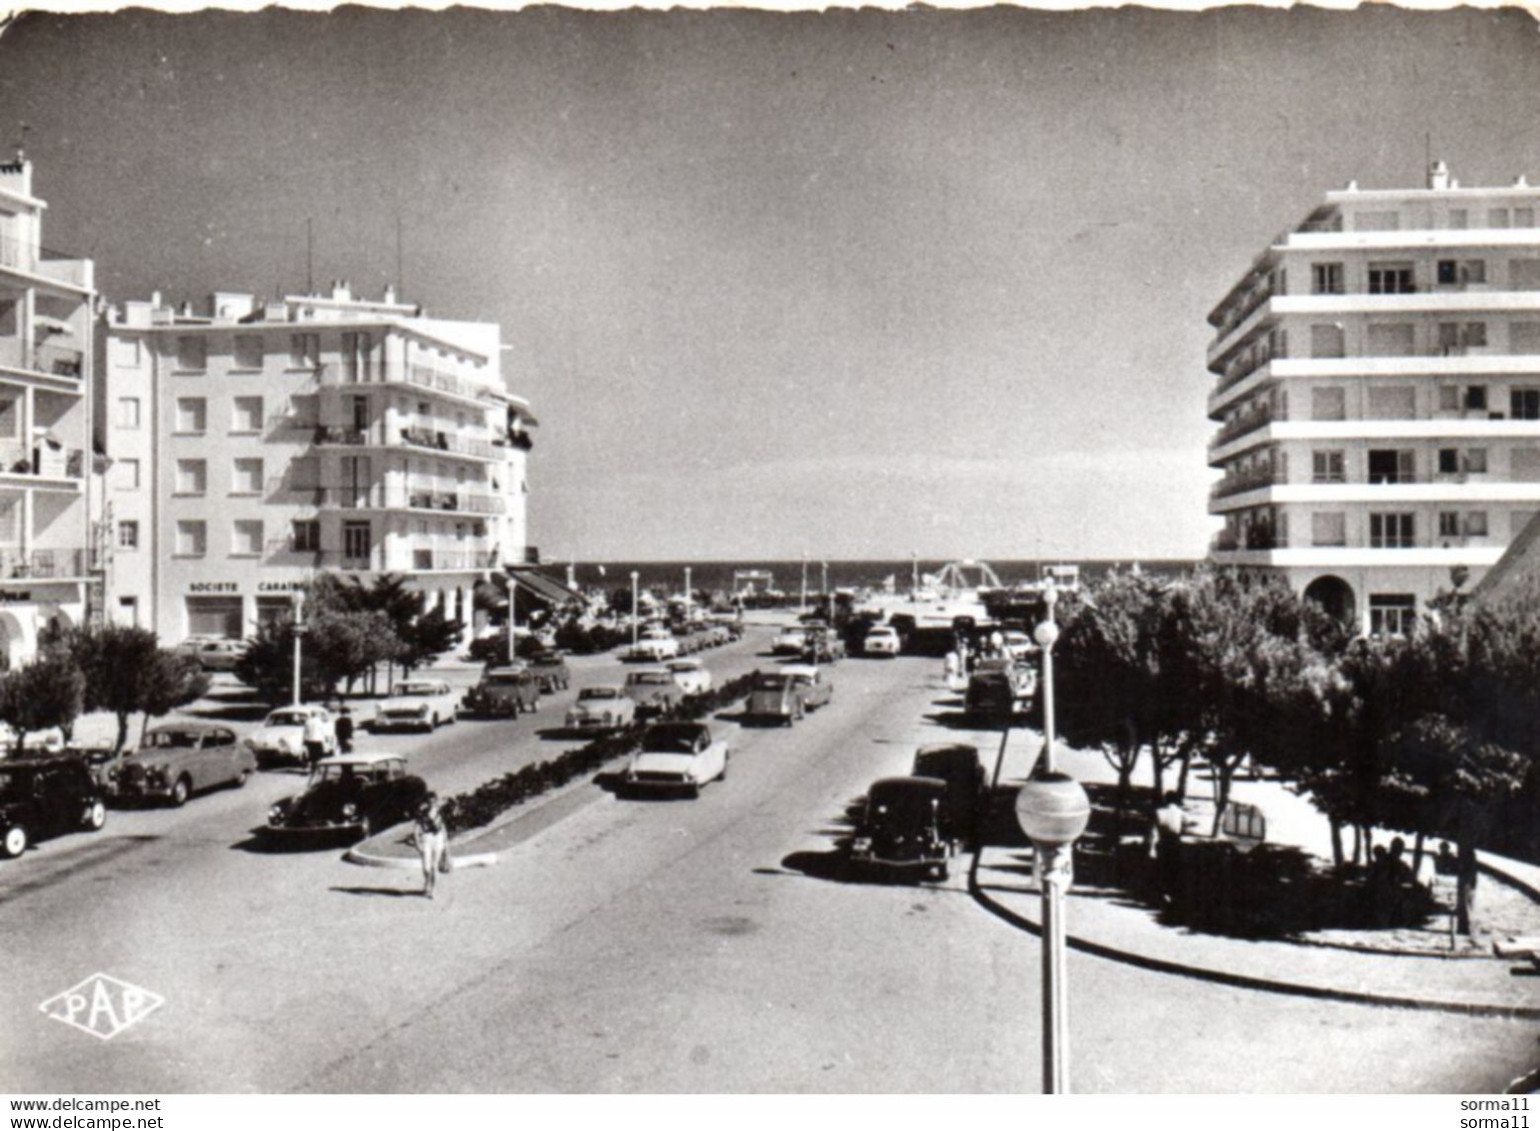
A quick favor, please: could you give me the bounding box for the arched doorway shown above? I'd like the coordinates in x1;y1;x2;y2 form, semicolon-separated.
0;610;29;671
1304;575;1356;627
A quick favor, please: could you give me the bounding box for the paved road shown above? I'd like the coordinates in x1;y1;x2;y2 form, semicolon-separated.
2;634;1535;1092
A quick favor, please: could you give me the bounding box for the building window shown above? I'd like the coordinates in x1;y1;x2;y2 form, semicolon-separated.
1311;263;1344;295
1466;511;1490;537
292;519;320;553
289;456;320;490
1438;511;1460;539
118;596;139;627
232;520;263;556
1312;450;1345;483
1369;513;1415;549
1512;388;1540;420
232;458;263;495
1366;323;1415;356
343;520;371;564
1465;385;1489;411
175;459;207;495
1489;208;1512;229
290;333;320;369
0;397;18;442
1439;322;1488;353
1438;448;1459;475
1367;450;1415;484
1439;386;1461;412
1512;324;1540;354
1311;512;1346;547
175;397;207;434
1367;262;1416;294
114;458;140;490
1369;594;1418;637
1464;448;1489;474
1517;208;1535;228
1437;259;1487;285
0;498;18;544
116;397;141;429
175;336;206;372
1309;324;1345;359
118;520;139;550
233;334;264;370
175;520;207;557
231;395;263;433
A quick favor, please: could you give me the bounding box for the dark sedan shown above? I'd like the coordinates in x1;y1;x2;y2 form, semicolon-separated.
265;754;427;845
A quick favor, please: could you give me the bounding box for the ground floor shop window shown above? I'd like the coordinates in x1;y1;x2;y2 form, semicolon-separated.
1369;594;1417;638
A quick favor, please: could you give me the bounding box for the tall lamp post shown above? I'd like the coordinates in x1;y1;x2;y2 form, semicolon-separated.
290;590;306;707
800;552;809;613
1015;773;1091;1095
506;576;517;664
630;571;640;652
684;566;692;620
1034;578;1060;774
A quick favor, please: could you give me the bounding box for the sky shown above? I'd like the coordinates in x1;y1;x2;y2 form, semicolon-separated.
2;6;1540;561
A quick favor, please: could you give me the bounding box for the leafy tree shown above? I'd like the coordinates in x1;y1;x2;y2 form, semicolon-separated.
397;604;464;673
62;625;211;753
137;652;211;744
0;649;85;750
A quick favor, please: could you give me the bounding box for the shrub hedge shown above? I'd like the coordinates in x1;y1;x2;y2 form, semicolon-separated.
441;672;755;836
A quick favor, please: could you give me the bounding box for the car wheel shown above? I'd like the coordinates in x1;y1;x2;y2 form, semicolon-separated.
83;801;106;830
2;824;28;857
233;769;251;789
687;780;701;799
170;776;191;808
718;754;729;782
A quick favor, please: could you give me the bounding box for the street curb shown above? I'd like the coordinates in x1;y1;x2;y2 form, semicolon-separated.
967;855;1540;1020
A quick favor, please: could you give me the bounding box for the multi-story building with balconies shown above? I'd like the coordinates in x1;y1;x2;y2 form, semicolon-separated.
1207;161;1540;635
95;282;535;645
0;156;96;667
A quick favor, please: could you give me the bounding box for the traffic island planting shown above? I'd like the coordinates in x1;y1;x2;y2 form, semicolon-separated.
441;673;754;835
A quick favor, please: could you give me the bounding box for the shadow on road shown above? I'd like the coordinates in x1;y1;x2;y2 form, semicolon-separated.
329;885;423;898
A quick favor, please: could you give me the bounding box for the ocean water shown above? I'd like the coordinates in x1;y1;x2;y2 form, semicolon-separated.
547;558;1203;594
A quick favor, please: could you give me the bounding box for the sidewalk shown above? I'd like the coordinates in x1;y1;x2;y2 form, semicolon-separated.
972;735;1540;1019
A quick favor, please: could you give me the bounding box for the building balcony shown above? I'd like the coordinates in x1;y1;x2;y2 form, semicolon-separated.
1211;404;1279;449
314;486;506;516
0;546;90;582
0;236;93;294
0;337;85;385
1210;466;1286;500
312;547;499;573
315;361;503;411
0;442;85;487
1210;543;1507;570
311;424;503;463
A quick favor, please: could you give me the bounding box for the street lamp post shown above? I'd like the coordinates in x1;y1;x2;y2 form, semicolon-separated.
1033;578;1061;775
684;566;692;620
630;571;640;652
1015;773;1091;1095
800;553;808;613
291;591;306;707
820;560;829;619
506;577;517;664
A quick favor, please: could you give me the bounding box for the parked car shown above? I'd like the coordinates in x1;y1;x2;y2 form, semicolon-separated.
782;663;833;712
771;627;808;656
623;722;729;799
55;745;122;795
863;625;902;657
623;668;686;719
564;685;637;733
245;704;336;769
801;629;846;663
0;724;66;757
628;634;681;662
667;658;714;696
1001;630;1036;661
526;651;571;693
849;776;953;882
265;754;427;845
175;636;248;673
911;743;986;848
463;667;541;718
744;669;805;725
372;679;460;732
111;722;254;807
965;659;1035;720
0;755;107;858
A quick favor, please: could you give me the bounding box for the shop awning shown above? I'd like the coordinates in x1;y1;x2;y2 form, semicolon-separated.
507;567;582;606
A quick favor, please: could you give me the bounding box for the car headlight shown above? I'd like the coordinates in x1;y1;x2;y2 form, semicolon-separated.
268;803;285;824
342;803;358;819
853;837;872;853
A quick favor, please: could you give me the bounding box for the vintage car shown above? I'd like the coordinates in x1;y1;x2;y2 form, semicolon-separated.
862;625;902;657
0;755;107;858
372;679;461;732
965;659;1036;721
911;743;986;848
526;651;571;693
1001;630;1036;662
783;663;833;712
564;685;637;733
265;753;427;844
623;667;685;719
111;722;254;807
463;667;541;718
174;636;248;673
770;627;808;656
850;776;953;883
622;722;729;798
245;704;336;768
744;669;802;724
55;745;123;795
666;658;714;696
628;634;681;662
800;629;846;663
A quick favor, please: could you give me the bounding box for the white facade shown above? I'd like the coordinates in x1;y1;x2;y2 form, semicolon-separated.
95;283;535;645
0;157;95;667
1207;161;1540;634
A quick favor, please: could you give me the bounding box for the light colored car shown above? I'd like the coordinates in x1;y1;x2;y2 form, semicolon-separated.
564;686;637;733
111;722;255;807
1001;630;1036;661
782;663;833;711
667;658;714;696
623;722;729;798
175;636;248;672
623;667;686;719
245;704;336;768
629;634;681;662
864;626;901;657
771;627;808;656
373;679;460;733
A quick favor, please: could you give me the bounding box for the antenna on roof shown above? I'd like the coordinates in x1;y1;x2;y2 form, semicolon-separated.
306;217;314;296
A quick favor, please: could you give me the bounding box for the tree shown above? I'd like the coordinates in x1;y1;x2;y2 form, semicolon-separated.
63;624;166;753
396;604;463;673
0;649;85;751
137;652;211;744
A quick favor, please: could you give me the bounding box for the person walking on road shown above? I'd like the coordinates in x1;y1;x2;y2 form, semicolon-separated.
412;793;450;900
302;710;330;767
334;706;354;755
1151;793;1191;906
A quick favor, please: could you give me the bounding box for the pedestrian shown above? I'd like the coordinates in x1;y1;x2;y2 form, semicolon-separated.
412;792;450;900
943;650;960;683
334;705;354;754
302;709;329;767
989;628;1004;658
1150;792;1191;906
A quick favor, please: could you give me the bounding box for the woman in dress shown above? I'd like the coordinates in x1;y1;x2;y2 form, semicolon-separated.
413;793;449;899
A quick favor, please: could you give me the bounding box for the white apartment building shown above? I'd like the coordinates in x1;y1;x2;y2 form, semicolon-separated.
0;156;96;667
95;282;535;645
1208;161;1540;635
